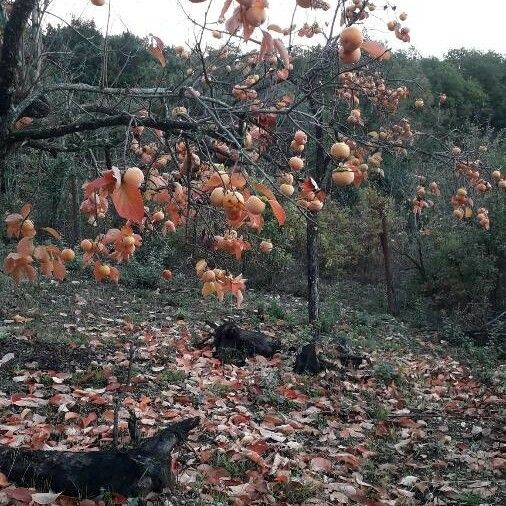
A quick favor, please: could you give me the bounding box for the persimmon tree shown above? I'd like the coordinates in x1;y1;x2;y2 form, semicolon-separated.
1;0;504;325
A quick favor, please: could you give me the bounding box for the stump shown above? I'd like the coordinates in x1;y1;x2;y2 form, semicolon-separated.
0;417;199;499
294;335;366;374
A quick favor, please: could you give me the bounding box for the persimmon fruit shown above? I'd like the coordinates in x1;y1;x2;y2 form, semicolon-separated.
210;187;226;207
80;239;93;252
289;156;304;171
340;26;364;52
280;184;295;197
330;142;351;160
332;169;355;187
245;195;266;215
123;167;144;187
98;264;111;277
61;249;75;262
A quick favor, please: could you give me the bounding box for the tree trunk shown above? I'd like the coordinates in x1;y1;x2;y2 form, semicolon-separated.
307;210;320;324
379;212;399;316
0;0;37;185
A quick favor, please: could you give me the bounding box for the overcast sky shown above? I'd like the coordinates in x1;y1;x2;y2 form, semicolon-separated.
45;0;506;58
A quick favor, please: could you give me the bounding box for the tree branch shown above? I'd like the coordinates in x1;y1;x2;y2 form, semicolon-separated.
7;114;211;143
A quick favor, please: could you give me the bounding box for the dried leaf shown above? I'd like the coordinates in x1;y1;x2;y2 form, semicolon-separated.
148;35;166;67
41;227;61;240
274;38;290;68
32;492;61;505
20;203;32;218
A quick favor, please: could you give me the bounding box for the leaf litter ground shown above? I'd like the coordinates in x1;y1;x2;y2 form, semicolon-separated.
0;278;504;505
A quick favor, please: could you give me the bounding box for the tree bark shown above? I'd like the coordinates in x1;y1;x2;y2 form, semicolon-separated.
306;94;326;325
0;0;36;122
379;211;399;316
307;211;320;324
0;0;37;188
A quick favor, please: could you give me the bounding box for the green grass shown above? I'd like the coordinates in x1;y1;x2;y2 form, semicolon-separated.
212;452;256;478
373;361;402;386
278;482;321;503
207;383;234;396
458;494;484;506
160;369;186;385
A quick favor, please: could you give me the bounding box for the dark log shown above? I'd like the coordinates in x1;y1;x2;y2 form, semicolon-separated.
0;417;199;499
213;322;281;365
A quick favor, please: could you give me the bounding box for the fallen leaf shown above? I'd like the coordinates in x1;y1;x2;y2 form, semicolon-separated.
32;492;62;505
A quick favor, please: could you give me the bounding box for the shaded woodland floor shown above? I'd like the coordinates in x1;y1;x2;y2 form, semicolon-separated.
0;277;504;505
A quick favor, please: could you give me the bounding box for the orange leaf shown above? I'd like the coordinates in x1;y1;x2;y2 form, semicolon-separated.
20;203;32;219
465;206;473;218
53;259;66;281
111;184;145;224
42;227;61;240
109;266;120;284
259;30;274;63
17;237;34;256
148;35;166;67
0;472;9;488
254;182;276;201
230;171;247;189
361;39;391;60
268;199;286;226
254;182;286;225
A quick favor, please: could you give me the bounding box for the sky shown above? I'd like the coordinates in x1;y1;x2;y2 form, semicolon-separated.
44;0;506;58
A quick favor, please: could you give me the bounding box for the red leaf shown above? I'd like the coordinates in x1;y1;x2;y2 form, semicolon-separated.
301;178;320;193
82;411;97;428
84;169;119;199
336;453;360;469
6;487;33;503
246;440;269;455
111;184;145;224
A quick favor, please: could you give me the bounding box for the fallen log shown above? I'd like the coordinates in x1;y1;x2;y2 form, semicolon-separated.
213;322;281;365
0;416;199;499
